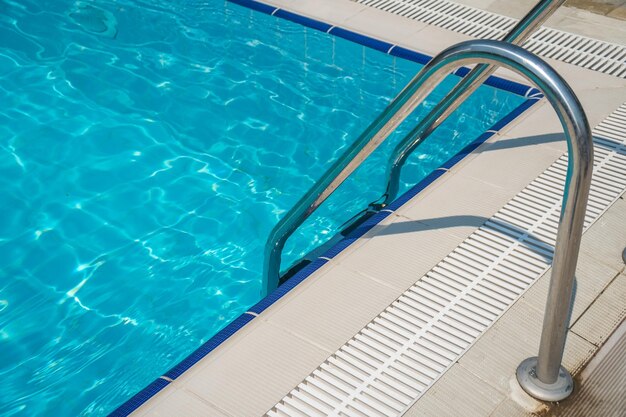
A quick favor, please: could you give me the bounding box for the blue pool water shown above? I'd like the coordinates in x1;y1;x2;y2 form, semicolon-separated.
0;0;527;415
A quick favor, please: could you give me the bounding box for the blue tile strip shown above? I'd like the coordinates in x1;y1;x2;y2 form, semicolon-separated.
108;1;544;415
388;46;431;66
329;27;394;54
248;258;329;314
273;9;333;32
164;314;255;380
108;314;255;416
489;96;539;132
386;169;448;211
228;0;277;14
227;0;536;98
107;378;170;417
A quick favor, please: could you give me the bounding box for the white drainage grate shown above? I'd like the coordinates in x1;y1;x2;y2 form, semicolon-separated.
353;0;626;78
265;104;626;417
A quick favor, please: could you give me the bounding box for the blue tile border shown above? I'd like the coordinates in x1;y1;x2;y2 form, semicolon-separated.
273;9;333;33
228;0;535;98
107;314;256;416
330;27;395;54
164;314;255;379
388;45;431;66
107;378;170;417
229;0;277;14
108;2;544;415
248;258;329;314
386;169;448;211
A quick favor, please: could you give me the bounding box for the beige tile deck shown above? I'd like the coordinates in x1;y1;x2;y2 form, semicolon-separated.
175;323;331;417
403;364;506;417
571;271;626;346
258;0;366;26
261;264;402;352
456;299;596;392
130;1;626;416
336;217;466;291
391;173;516;239
408;191;625;417
552;319;626;417
131;387;231;417
342;7;431;45
454;0;626;41
567;0;626;21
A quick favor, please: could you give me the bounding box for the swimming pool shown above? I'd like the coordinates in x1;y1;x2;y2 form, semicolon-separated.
0;1;529;415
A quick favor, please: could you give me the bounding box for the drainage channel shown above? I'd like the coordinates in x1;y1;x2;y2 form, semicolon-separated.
265;103;626;417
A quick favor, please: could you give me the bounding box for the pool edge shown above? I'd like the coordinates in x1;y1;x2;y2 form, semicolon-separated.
106;1;542;415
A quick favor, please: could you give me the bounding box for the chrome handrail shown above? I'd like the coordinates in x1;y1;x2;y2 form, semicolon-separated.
380;0;565;206
263;0;565;296
266;39;593;401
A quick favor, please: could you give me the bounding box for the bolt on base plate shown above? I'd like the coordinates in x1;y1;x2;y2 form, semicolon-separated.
516;357;574;402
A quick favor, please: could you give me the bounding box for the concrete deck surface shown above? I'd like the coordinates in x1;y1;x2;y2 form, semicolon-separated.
404;196;626;417
566;0;626;20
551;320;626;417
452;0;626;43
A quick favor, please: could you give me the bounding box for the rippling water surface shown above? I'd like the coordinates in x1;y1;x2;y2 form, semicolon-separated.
0;0;526;415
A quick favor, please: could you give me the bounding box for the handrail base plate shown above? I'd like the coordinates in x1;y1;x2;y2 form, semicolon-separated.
516;356;574;402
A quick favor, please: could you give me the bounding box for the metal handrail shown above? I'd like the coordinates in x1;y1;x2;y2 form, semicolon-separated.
265;39;593;402
380;0;565;206
263;0;565;296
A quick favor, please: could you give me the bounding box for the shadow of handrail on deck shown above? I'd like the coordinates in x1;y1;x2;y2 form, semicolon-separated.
480;132;564;152
367;215;555;263
476;132;625;155
354;212;580;331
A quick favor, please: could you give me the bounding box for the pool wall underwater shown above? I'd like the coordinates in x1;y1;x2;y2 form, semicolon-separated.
108;0;543;415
